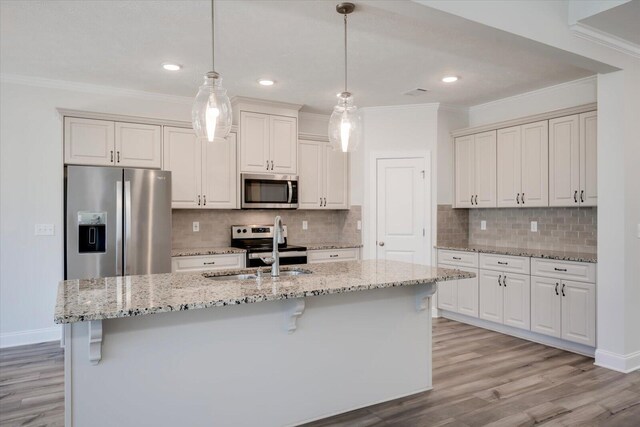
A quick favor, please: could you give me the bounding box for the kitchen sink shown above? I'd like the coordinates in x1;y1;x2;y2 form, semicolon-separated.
277;270;311;277
207;273;258;281
206;269;312;281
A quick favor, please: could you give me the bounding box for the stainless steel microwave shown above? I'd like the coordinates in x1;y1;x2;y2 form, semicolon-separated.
241;174;299;209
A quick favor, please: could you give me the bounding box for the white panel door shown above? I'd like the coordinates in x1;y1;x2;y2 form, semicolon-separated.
496;126;521;208
561;280;596;346
64;117;115;166
474;131;497;208
580;111;597;207
115;122;162;169
549;115;580;206
502;272;530;330
240;111;270;173
270;115;297;174
520;121;549;207
479;269;503;323
324;144;349;209
376;158;427;265
531;275;562;338
454;135;475;208
297;140;323;209
163;126;201;209
456;266;479;318
202;133;237;209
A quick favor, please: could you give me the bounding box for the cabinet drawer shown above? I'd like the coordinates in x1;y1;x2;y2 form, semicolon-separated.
479;253;530;274
438;250;478;268
308;248;359;263
531;258;596;283
171;254;244;273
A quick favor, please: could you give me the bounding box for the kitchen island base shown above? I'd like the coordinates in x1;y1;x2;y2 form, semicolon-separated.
64;283;435;427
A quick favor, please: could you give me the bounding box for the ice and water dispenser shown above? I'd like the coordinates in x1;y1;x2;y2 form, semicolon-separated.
77;212;106;253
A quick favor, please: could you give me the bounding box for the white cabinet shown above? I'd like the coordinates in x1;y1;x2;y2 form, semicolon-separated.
437;266;458;312
549;112;597;207
163;126;237;209
298;140;349;210
171;254;245;273
308;248;359;264
497;121;548;207
479;269;530;330
479;269;503;323
531;276;562;338
436;250;479;317
64;117;161;168
240;112;297;174
455;266;479;317
454;131;496;208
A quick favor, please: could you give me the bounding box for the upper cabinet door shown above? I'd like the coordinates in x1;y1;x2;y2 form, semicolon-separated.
162;127;201;209
496;126;522;208
580;112;597;207
549;115;580;207
270;115;297;174
454;135;475;208
520;121;549;207
474;131;497;208
324;144;349;209
202;133;237;209
240;112;270;173
114;122;162;169
297;140;323;210
64;117;115;166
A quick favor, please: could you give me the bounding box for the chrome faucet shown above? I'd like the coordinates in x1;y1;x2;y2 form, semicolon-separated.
260;216;285;277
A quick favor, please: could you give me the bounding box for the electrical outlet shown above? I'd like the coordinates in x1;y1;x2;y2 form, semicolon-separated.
35;224;54;236
480;220;486;231
357;220;362;230
192;222;200;232
531;221;538;232
302;221;308;230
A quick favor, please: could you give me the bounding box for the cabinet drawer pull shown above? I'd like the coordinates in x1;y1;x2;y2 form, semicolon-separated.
266;160;270;170
498;275;502;286
561;283;565;297
110;150;114;162
198;195;201;206
203;261;216;265
470;195;473;205
521;193;525;204
203;195;206;206
474;195;478;205
271;160;274;170
452;256;462;260
117;151;120;163
555;282;559;295
516;193;520;204
497;261;508;265
574;190;578;203
503;275;507;287
580;190;584;203
554;267;567;272
329;254;339;258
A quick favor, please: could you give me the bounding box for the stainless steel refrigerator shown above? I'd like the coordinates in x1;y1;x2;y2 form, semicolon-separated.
65;166;172;280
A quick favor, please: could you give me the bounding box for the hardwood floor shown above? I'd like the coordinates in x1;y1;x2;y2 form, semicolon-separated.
1;319;639;426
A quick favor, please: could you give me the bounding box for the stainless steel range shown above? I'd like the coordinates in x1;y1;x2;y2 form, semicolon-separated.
231;225;307;267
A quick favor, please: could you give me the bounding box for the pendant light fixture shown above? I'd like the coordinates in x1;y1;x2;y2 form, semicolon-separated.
192;0;232;142
328;2;362;153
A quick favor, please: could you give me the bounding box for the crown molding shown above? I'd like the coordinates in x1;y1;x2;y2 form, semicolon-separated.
0;73;193;105
299;111;330;120
570;23;640;59
231;96;303;112
298;132;329;142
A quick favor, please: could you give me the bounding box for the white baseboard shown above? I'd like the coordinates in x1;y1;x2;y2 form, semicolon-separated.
0;326;61;348
440;310;596;358
595;349;640;373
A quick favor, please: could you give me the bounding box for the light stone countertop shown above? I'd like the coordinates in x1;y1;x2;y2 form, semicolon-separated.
171;247;246;257
297;242;363;250
54;260;473;324
436;244;597;263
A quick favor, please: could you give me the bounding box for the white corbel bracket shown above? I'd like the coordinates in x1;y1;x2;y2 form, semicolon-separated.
284;298;305;333
88;320;103;365
415;283;437;312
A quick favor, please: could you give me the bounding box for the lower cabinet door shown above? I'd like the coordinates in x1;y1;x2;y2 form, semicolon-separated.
531;276;562;338
456;266;479;318
502;272;531;330
437;265;457;312
479;269;503;323
561;280;596;346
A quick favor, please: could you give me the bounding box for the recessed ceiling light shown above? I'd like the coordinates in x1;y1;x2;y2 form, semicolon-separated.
258;79;275;86
442;76;459;83
162;63;182;71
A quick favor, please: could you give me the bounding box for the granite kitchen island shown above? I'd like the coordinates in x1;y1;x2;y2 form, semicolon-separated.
55;260;473;427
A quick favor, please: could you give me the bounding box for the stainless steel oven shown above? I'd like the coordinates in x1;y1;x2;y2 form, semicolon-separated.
241;174;298;209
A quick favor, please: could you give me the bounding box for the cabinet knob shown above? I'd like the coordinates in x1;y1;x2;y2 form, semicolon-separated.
378;241;385;247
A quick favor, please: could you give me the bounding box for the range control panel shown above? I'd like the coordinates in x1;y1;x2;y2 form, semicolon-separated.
231;225;288;240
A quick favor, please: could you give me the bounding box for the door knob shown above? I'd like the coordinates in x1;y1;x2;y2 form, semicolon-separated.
378;241;385;247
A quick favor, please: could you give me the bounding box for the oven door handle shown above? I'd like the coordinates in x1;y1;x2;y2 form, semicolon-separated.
287;181;293;204
248;251;307;259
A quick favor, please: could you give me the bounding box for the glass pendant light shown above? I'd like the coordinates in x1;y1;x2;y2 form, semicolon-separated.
328;3;362;153
192;0;232;142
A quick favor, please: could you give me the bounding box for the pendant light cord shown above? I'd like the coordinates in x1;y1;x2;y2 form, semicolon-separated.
211;0;215;71
344;13;348;93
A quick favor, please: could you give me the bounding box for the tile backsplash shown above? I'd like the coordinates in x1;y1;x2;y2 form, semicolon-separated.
172;206;362;249
437;205;469;247
438;205;597;254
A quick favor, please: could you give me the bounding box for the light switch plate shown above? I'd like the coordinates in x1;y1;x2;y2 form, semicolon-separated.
480;220;486;231
35;224;54;236
192;222;199;232
302;221;308;230
357;220;362;230
531;221;538;232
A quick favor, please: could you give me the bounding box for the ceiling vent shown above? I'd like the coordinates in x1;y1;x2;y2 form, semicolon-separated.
402;88;429;96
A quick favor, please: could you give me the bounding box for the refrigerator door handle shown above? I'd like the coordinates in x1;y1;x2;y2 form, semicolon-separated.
124;180;132;276
116;181;123;276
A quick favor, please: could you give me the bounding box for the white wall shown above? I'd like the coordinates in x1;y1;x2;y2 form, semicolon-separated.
437;107;468;205
0;76;192;347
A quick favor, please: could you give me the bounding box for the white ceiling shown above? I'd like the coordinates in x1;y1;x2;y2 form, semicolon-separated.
580;0;640;46
1;0;606;113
